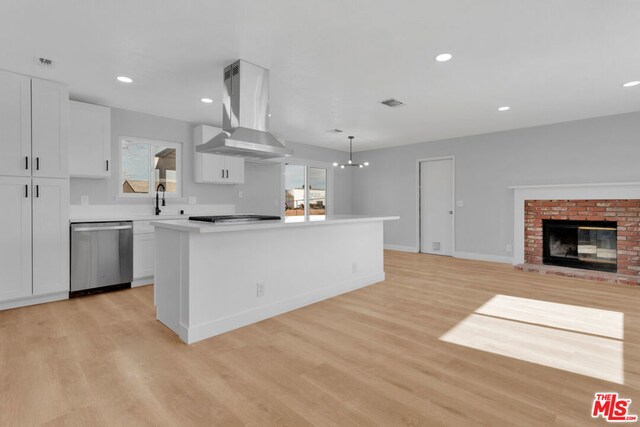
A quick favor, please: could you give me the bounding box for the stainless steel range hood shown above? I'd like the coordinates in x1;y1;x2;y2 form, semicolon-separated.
196;60;293;159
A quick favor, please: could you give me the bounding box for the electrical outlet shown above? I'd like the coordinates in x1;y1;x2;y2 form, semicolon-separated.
506;244;512;253
256;282;265;297
80;195;89;206
352;263;358;274
238;190;243;199
188;196;197;205
456;200;464;207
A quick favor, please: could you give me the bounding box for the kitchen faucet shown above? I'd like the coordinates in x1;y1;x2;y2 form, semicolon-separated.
155;183;166;216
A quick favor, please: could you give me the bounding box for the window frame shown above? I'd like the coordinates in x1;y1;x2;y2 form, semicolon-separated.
118;136;183;199
281;159;333;219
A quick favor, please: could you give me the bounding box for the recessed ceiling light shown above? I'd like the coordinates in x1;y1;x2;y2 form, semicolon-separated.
201;98;213;103
498;106;510;111
622;81;640;88
117;76;133;83
435;53;453;62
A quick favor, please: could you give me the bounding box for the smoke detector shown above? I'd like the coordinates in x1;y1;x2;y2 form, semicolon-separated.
380;98;405;108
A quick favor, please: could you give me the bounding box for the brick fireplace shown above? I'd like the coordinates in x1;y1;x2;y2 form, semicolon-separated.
517;199;640;285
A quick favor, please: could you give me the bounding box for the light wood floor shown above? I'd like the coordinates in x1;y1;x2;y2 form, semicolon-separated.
2;251;640;426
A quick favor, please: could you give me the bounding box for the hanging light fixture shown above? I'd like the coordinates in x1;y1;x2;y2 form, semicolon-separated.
333;136;370;169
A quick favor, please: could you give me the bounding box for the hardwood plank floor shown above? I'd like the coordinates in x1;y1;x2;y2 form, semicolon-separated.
2;251;640;426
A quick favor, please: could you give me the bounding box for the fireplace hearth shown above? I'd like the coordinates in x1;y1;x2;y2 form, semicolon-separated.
543;219;617;273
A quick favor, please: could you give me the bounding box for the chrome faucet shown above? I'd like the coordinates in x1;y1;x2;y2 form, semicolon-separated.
155;183;166;216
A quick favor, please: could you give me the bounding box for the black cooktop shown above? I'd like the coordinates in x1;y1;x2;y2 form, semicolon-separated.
189;215;282;223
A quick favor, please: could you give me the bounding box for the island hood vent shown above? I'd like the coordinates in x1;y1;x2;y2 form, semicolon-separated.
196;60;293;159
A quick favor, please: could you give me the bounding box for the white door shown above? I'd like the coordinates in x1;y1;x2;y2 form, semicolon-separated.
69;100;111;178
32;178;69;295
420;158;454;256
0;71;31;177
224;156;245;184
134;233;156;279
31;78;69;178
0;177;32;301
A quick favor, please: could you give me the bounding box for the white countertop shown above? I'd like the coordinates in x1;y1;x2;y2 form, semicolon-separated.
68;203;236;223
151;215;399;233
70;213;196;223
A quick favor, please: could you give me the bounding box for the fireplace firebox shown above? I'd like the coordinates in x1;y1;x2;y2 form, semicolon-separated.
542;220;617;273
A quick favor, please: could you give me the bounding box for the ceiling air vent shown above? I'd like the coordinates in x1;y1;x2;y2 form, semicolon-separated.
37;57;54;68
380;98;404;108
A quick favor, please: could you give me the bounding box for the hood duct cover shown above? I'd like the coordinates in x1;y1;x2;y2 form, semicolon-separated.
196;60;293;159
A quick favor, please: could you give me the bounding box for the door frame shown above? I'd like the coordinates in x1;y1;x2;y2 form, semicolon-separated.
280;159;334;219
416;156;456;255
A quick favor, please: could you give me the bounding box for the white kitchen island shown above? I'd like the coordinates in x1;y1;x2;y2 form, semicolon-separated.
151;215;398;344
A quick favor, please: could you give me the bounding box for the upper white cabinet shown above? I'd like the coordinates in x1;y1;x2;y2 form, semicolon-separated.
0;177;32;301
0;71;68;179
193;124;244;184
0;71;31;177
69;100;111;178
32;78;69;178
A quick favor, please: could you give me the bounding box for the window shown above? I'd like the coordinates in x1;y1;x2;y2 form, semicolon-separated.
284;163;329;219
120;137;182;197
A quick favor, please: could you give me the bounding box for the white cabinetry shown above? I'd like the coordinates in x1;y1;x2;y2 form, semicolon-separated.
69;100;111;178
32;178;69;294
0;71;31;177
0;177;32;300
0;70;69;310
0;71;68;179
31;79;69;178
193;125;244;184
133;221;155;285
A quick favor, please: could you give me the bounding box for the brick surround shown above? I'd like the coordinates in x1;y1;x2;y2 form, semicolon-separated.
519;199;640;285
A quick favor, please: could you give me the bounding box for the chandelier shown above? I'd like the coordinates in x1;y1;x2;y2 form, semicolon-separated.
333;136;369;169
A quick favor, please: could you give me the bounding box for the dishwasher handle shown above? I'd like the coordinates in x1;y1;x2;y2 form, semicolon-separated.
73;225;133;232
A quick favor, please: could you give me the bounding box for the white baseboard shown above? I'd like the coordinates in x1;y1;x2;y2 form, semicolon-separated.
181;272;385;344
0;291;68;311
384;244;418;253
454;251;514;264
132;277;154;287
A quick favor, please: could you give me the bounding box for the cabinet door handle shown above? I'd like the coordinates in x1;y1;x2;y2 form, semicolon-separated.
36;157;40;171
221;169;225;178
106;160;109;171
226;169;229;179
35;185;39;198
24;184;28;198
25;156;29;170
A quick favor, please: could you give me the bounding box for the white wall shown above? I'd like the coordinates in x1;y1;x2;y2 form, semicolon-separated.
352;111;640;259
70;107;353;214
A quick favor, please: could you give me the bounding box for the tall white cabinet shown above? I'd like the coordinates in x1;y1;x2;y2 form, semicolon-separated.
32;178;69;295
0;70;70;310
0;177;32;301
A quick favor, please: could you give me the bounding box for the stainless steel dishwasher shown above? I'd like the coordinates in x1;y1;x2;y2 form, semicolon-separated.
70;221;133;297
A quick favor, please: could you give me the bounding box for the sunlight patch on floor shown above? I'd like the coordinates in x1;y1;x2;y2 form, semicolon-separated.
440;295;624;384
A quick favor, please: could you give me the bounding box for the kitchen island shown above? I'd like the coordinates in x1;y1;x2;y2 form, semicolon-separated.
151;215;398;344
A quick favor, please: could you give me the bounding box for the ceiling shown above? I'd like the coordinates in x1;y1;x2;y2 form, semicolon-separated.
1;0;639;151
